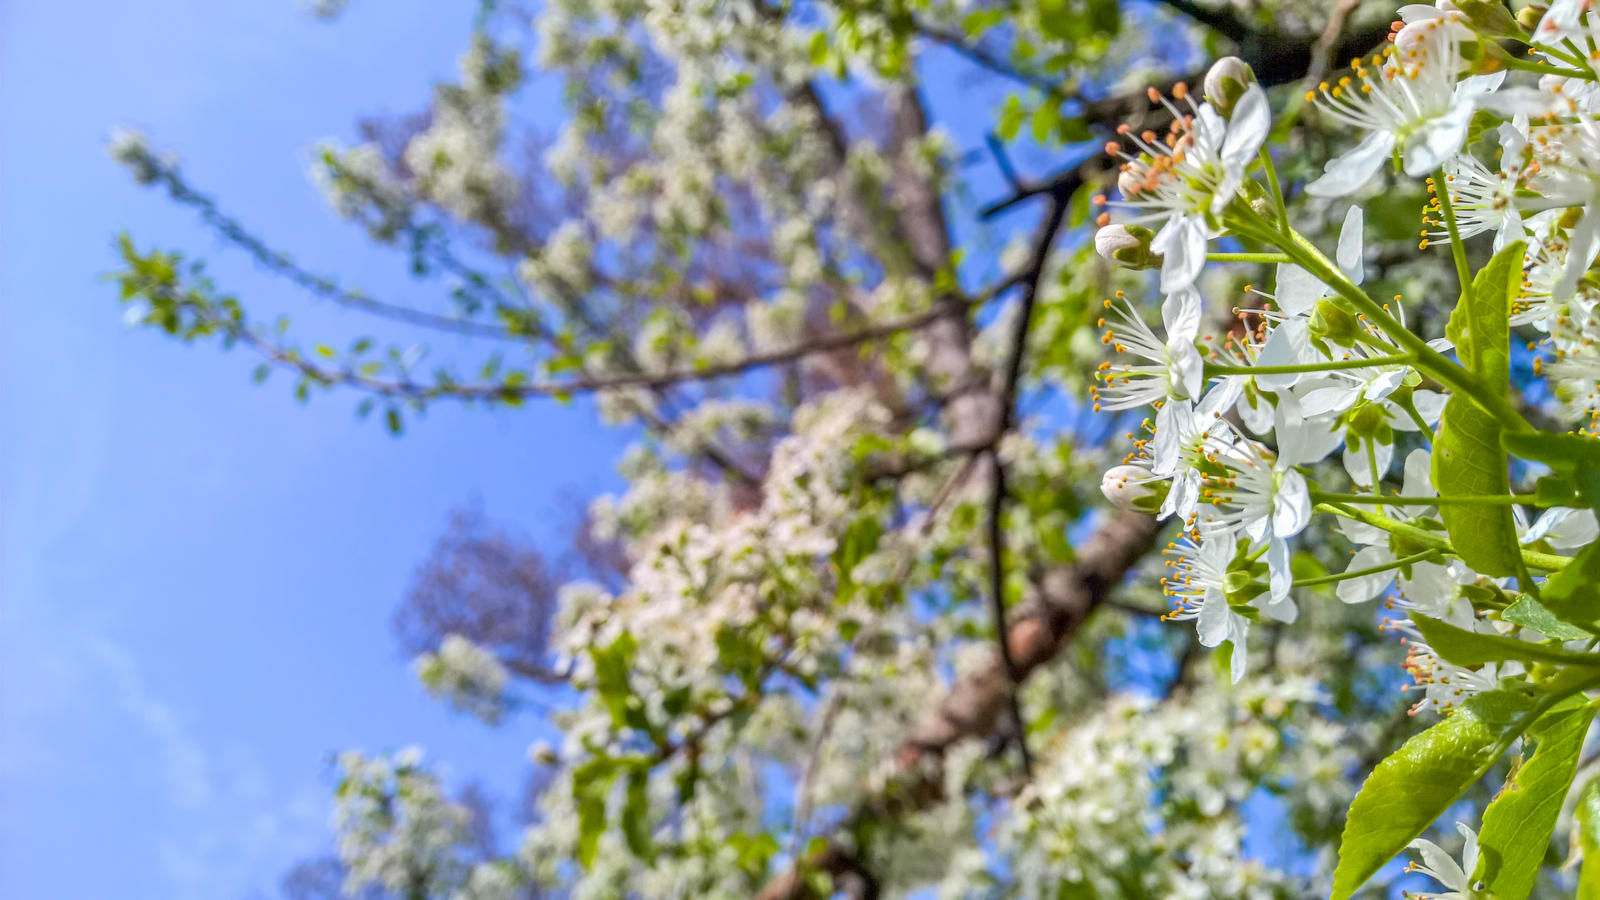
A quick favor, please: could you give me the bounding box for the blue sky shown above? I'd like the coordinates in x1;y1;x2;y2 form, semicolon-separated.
1;2;629;896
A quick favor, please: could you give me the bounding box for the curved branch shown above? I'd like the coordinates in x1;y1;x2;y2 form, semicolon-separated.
215;299;979;402
129;157;536;341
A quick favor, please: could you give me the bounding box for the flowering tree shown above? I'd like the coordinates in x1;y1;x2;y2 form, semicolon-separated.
106;0;1600;897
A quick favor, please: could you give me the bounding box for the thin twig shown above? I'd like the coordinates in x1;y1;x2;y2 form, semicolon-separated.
1303;0;1365;88
788;687;847;863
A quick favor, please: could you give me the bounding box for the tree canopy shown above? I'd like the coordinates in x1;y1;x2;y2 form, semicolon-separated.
109;0;1600;897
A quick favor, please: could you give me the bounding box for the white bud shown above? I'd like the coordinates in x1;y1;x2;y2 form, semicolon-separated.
1203;56;1257;116
1100;465;1168;512
1093;224;1161;270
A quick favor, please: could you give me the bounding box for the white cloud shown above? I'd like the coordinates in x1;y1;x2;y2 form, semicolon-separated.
85;636;214;807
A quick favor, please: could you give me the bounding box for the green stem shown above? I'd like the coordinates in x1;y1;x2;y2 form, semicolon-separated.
1431;168;1475;310
1293;550;1438;588
1315;502;1571;573
1207;251;1291;263
1499;54;1592;80
1204;353;1414;377
1396;394;1436;438
1229;214;1529;432
1313;492;1537;507
1258;147;1290;237
1523;39;1589;70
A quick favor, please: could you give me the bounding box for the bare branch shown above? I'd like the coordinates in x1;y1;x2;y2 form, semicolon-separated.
205;296;978;403
1148;0;1253;43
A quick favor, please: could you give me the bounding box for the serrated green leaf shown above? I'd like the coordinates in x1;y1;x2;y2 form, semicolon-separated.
1331;689;1536;900
1501;597;1593;641
1473;697;1596;898
1577;776;1600;895
1450;240;1522;381
1433;242;1523;576
1413;615;1600;668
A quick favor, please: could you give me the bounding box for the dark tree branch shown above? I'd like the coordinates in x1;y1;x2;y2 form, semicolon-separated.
913;19;1060;90
1148;0;1254;43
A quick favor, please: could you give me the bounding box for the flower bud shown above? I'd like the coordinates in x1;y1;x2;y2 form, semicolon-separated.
1094;223;1161;270
1516;4;1547;32
1100;465;1169;513
1456;0;1524;37
1309;299;1360;348
1203;56;1256;117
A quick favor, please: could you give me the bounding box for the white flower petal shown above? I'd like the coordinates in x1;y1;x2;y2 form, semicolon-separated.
1402;101;1475;177
1337;546;1396;604
1308;131;1396;198
1274;263;1325;316
1221;85;1271;173
1272;469;1311;537
1154;214;1209;293
1337;205;1365;284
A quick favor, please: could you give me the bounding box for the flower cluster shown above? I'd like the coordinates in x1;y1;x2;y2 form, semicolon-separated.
1094;22;1600;686
332;748;482;898
1091;4;1600;894
414;633;511;724
997;675;1355;899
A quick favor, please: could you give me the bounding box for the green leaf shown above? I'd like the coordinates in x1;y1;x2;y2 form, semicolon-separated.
807;31;828;66
1577;777;1600;895
591;632;645;731
1539;540;1600;627
1412;615;1600;668
1501;597;1593;641
1449;240;1522;381
1433;242;1523;577
1031;101;1061;144
1433;397;1518;576
997;94;1025;141
1473;697;1596;898
1503;430;1600;512
1087;0;1120;33
1037;0;1071;40
1534;474;1579;508
620;765;655;862
1066;181;1095;229
1331;689;1536;900
572;757;618;870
